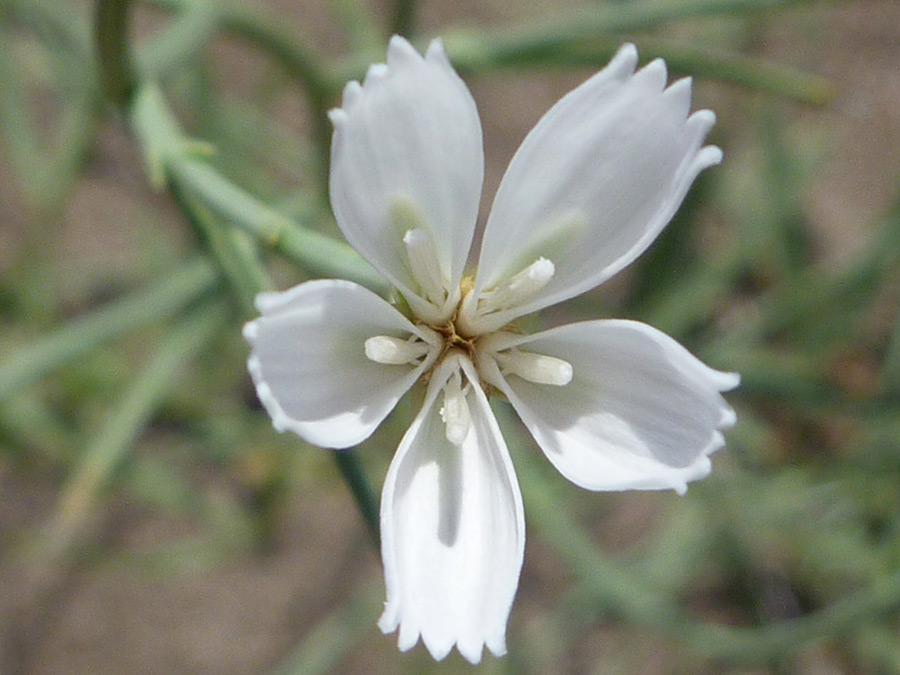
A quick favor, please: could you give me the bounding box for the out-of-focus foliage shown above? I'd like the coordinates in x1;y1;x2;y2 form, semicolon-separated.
1;0;899;673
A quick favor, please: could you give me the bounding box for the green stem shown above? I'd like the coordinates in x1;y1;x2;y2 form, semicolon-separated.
129;84;387;294
95;0;136;108
144;0;331;96
128;86;384;552
171;157;388;294
268;579;383;675
0;257;218;401
390;0;417;37
526;37;834;106
45;300;227;555
334;451;380;546
170;177;270;317
445;0;848;67
136;2;219;81
140;0;336;178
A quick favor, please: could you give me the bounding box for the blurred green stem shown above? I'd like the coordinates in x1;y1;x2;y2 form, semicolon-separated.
171;179;271;317
141;0;335;174
95;0;136;108
532;37;835;105
130;84;388;294
0;257;217;401
128;85;383;548
172;157;387;293
269;579;383;675
45;300;228;554
390;0;416;37
444;0;846;65
334;452;380;546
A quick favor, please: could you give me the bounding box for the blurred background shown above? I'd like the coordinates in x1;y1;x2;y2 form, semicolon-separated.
2;0;900;673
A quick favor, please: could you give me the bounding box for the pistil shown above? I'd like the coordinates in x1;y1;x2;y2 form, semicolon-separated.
440;368;471;445
477;258;554;314
403;228;447;307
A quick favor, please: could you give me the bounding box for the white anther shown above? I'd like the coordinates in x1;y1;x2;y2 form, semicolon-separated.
478;257;555;314
403;229;447;306
495;348;573;386
365;335;430;365
439;370;471;446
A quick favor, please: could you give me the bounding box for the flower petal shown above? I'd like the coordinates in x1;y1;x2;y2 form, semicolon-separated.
478;320;738;494
243;279;438;448
469;44;722;330
379;354;525;664
329;36;483;322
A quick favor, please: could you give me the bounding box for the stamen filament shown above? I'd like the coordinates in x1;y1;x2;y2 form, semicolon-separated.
403;229;447;306
478;257;555;314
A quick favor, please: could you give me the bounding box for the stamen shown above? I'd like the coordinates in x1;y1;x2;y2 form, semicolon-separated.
403;229;447;306
478;257;554;314
365;335;431;365
439;370;471;446
495;348;573;386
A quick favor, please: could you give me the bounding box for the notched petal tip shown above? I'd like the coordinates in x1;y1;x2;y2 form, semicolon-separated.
685;109;718;148
719;405;738;428
327;108;346;128
341;80;363;108
610;42;639;77
363;62;389;86
663;77;693;119
425;37;449;64
387;35;423;69
706;142;727;166
241;319;258;342
637;56;668;91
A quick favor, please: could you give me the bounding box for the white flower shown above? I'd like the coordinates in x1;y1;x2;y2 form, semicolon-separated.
243;37;738;664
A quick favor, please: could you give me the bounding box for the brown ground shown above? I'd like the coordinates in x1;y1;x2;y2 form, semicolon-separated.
2;1;900;674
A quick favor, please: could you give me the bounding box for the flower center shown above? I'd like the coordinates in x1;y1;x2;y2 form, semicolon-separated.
364;233;573;444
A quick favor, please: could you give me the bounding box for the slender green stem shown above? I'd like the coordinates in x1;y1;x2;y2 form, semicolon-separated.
884;311;900;394
45;300;227;554
443;0;849;68
170;178;270;317
330;0;383;54
334;451;380;546
0;393;78;464
521;36;835;106
0;30;50;200
140;0;336;176
0;257;218;401
95;0;136;108
0;0;102;209
143;0;331;96
171;157;388;294
128;86;383;552
137;2;219;81
390;0;417;38
129;84;387;294
268;579;383;675
677;571;900;662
